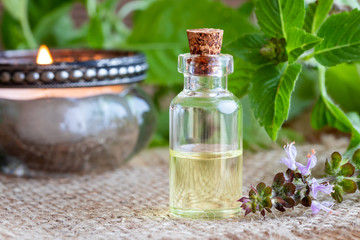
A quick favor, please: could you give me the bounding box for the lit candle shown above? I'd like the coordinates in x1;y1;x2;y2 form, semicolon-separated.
36;45;53;65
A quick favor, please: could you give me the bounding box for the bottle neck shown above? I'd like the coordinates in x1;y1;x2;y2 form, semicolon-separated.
183;74;227;92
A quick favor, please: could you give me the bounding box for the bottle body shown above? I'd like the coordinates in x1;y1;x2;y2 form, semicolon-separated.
169;55;242;219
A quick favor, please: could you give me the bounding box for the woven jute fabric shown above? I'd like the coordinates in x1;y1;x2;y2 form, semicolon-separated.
1;135;360;240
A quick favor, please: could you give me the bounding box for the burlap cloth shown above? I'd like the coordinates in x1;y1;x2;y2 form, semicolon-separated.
1;135;360;239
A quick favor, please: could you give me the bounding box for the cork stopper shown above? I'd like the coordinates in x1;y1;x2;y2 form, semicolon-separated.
187;28;223;55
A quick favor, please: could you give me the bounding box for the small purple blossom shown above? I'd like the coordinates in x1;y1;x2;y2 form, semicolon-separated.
295;149;317;175
311;201;334;215
311;178;334;199
280;142;297;170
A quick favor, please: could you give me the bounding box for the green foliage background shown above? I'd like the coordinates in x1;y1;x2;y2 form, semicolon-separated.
1;0;360;152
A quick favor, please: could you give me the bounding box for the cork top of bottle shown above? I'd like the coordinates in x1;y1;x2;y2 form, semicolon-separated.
187;28;223;55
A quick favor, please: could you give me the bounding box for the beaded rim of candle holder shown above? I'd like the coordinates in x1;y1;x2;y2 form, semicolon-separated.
0;49;148;88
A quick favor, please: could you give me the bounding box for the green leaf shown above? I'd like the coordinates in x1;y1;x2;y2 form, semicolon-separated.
240;97;274;151
33;3;73;44
238;0;255;18
286;27;322;63
87;16;104;48
339;162;355;177
2;0;23;20
154;109;170;144
303;2;316;33
311;66;360;143
311;94;352;132
314;9;360;66
340;179;357;193
325;63;360;112
228;59;257;98
226;34;269;65
251;201;257;213
86;0;97;17
255;0;305;38
344;134;360;158
1;0;80;49
352;149;360;168
311;97;360;154
3;0;37;48
331;152;342;169
256;182;266;193
27;0;73;26
228;61;255;98
1;11;27;49
325;159;333;175
264;186;272;197
303;0;333;34
250;63;302;140
262;196;273;208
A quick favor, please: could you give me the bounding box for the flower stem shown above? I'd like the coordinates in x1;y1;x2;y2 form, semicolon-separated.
318;65;327;96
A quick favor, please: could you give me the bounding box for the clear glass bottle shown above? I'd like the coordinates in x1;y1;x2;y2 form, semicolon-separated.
169;52;242;219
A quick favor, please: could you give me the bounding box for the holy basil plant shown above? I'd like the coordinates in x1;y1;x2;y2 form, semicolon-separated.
240;142;360;216
226;0;360;154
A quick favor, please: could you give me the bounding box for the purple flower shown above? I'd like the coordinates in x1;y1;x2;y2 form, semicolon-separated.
295;149;317;175
311;178;334;199
311;201;334;215
280;142;297;170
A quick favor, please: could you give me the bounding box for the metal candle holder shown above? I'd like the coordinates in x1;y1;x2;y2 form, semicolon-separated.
0;49;148;88
0;49;155;176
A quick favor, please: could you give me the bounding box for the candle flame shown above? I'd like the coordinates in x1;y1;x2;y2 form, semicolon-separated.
36;45;53;65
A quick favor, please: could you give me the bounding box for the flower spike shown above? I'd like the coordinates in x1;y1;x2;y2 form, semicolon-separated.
240;142;360;217
311;178;334;199
280;142;297;170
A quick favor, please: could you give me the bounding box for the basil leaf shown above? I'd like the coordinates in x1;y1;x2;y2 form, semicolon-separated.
314;9;360;66
1;11;27;49
326;63;360;112
87;16;104;48
303;0;333;34
255;0;305;38
311;66;360;154
286;27;322;63
250;63;302;140
2;0;23;20
33;3;73;44
229;58;258;98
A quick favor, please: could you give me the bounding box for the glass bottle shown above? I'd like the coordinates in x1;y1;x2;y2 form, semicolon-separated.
169;29;242;219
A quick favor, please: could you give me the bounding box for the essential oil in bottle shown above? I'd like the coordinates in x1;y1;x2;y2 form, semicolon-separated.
169;28;242;219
